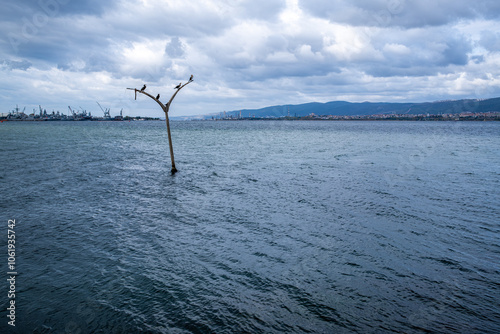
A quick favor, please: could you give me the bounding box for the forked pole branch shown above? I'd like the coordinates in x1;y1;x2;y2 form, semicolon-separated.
127;75;193;174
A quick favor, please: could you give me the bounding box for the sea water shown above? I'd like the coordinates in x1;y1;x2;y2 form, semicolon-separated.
0;120;499;333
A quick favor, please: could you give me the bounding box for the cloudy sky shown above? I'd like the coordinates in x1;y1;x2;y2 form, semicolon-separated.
1;0;500;117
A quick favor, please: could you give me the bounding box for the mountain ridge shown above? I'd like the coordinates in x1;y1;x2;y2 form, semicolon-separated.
188;97;500;119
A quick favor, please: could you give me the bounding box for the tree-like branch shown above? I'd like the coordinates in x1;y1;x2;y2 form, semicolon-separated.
126;88;167;113
165;80;193;111
127;80;192;114
127;77;193;174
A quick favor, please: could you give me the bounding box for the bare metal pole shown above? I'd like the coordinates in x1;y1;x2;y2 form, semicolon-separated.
127;77;193;174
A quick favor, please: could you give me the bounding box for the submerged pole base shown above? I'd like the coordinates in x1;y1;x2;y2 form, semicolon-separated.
171;167;178;174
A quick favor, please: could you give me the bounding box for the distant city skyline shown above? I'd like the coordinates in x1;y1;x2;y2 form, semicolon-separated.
1;0;500;117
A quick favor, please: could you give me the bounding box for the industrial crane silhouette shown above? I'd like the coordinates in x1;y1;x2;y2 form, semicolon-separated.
96;102;111;119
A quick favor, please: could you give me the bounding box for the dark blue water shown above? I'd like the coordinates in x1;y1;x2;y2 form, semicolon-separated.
1;120;499;333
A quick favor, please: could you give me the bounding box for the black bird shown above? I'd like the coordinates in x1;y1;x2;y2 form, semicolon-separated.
141;84;146;91
156;94;160;100
175;83;181;89
189;74;193;81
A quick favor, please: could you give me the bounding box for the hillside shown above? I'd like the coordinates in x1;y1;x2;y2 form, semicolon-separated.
206;97;500;119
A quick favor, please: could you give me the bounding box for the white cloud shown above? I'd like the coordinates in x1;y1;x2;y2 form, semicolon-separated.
383;43;411;56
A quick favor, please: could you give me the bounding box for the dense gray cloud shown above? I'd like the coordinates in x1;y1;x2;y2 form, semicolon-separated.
1;59;32;71
299;0;500;27
479;31;500;51
2;0;113;18
0;0;499;116
165;37;185;58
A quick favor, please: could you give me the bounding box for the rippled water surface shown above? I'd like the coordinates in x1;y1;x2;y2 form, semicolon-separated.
1;120;499;333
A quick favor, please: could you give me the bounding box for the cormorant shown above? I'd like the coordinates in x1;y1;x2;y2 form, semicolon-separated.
189;74;193;81
156;94;160;100
141;84;146;91
175;83;181;89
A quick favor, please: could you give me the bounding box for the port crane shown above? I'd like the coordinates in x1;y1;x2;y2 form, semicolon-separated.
96;102;111;119
66;106;91;120
68;106;77;118
39;105;47;117
79;106;90;117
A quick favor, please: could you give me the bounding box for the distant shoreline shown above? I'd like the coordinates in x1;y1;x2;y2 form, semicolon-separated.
188;112;500;122
2;113;499;122
0;117;161;122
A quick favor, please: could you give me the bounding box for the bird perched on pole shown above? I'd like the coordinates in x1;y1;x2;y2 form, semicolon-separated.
141;84;146;91
175;83;181;89
156;94;160;100
189;74;193;82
